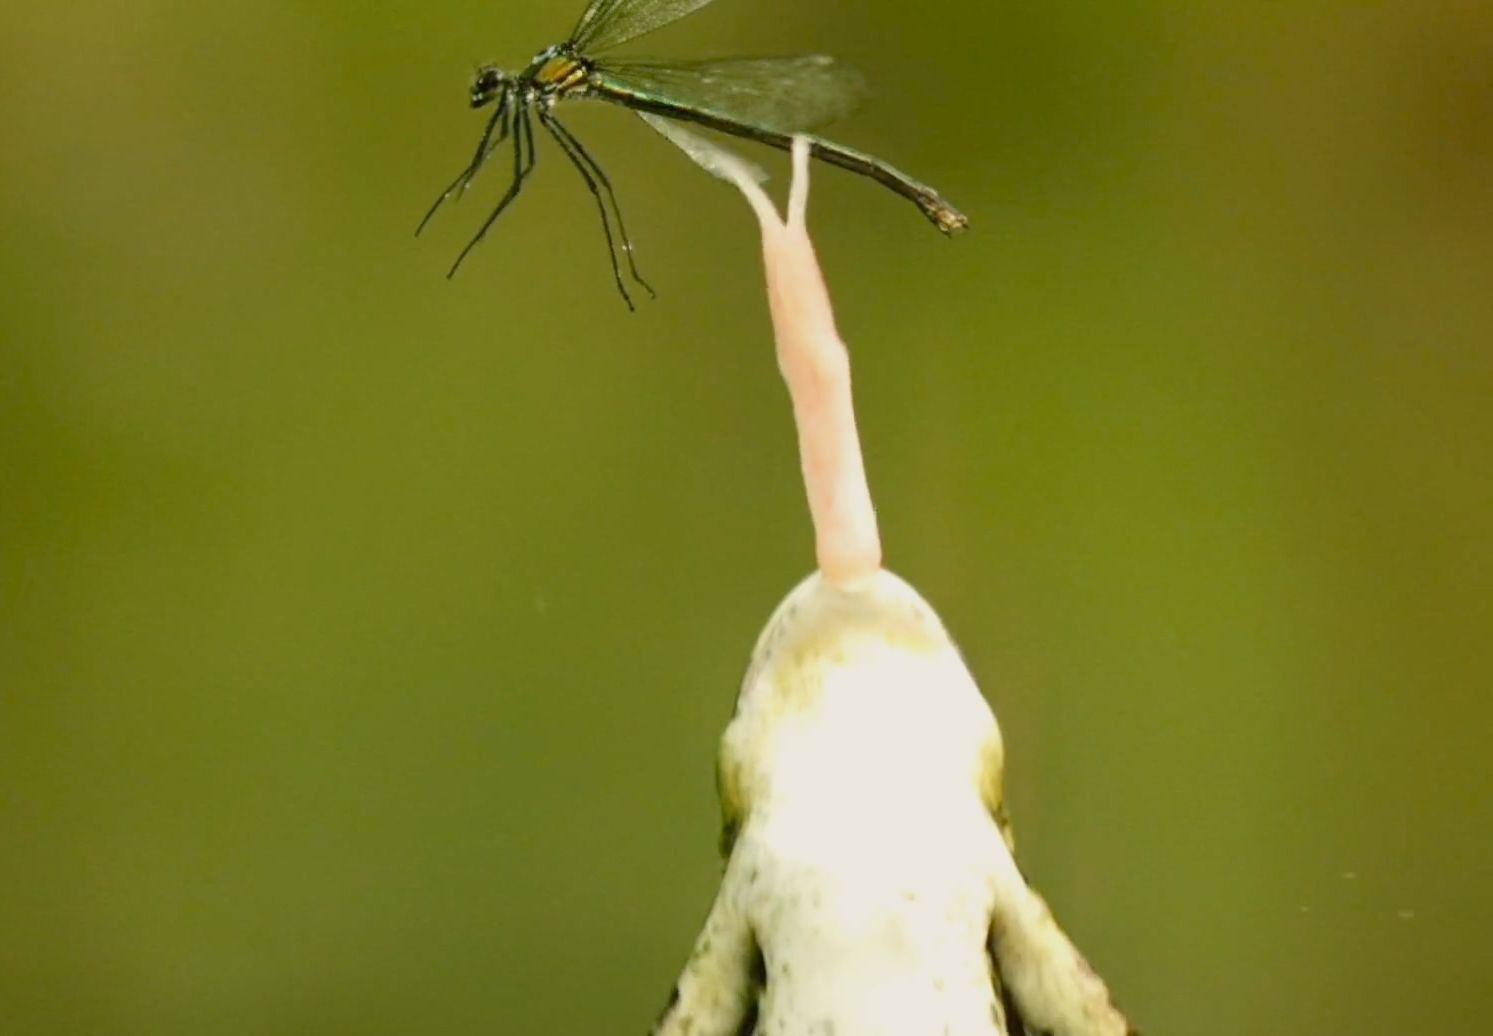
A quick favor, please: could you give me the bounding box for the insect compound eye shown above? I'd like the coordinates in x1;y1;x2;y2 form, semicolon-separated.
470;67;504;108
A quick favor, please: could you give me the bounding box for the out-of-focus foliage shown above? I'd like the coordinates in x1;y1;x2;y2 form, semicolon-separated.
1;1;1489;1033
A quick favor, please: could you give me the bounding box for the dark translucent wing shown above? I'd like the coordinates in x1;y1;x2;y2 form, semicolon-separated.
570;0;723;53
592;56;866;133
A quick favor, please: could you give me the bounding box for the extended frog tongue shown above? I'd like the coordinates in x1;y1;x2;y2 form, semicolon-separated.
710;134;882;586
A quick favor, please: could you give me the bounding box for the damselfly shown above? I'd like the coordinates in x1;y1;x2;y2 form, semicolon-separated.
419;0;969;308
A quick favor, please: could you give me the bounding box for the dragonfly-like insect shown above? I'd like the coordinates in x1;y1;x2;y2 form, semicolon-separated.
418;0;969;308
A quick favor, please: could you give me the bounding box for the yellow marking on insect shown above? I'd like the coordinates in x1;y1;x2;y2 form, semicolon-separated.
536;55;587;92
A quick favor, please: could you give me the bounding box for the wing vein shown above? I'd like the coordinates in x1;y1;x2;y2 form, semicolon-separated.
592;55;867;133
570;0;725;53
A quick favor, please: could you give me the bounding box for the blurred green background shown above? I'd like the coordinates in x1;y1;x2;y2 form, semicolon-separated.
2;0;1490;1032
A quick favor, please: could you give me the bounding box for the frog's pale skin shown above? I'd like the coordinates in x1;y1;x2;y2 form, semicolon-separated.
655;571;1135;1036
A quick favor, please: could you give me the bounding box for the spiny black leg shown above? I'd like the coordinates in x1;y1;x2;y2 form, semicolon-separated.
547;114;655;299
448;105;535;278
418;167;474;237
461;91;512;191
418;95;511;236
540;110;634;310
520;103;537;190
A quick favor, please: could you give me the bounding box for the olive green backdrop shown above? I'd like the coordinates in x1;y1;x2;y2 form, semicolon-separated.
2;0;1489;1033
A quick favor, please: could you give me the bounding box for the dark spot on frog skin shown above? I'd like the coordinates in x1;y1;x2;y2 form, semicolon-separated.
653;985;681;1030
734;944;766;1036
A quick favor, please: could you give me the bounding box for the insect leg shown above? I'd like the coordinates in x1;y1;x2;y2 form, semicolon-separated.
545;113;655;298
448;104;537;278
539;109;635;310
418;92;512;236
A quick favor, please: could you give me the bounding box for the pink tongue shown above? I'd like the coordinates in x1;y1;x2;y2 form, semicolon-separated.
721;136;883;587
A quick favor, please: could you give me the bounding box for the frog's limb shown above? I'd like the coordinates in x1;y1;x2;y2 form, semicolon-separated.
986;833;1135;1036
653;848;763;1036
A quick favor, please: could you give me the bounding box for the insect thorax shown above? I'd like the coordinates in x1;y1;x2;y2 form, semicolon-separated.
525;44;592;98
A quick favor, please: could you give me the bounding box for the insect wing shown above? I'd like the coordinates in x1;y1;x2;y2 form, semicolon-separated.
569;0;724;53
593;55;866;133
636;111;770;184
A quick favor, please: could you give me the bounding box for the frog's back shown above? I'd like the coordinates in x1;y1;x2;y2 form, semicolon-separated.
734;793;1007;1036
724;573;1011;1036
